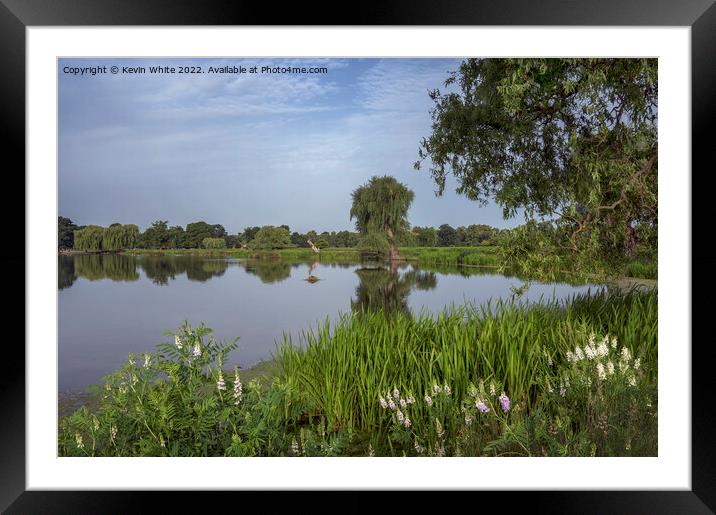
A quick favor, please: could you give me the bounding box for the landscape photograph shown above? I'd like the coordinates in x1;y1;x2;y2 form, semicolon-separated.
57;57;658;457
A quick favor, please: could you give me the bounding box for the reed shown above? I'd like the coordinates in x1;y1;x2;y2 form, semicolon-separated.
275;288;657;433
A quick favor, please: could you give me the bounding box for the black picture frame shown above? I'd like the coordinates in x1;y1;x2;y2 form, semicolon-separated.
3;1;713;512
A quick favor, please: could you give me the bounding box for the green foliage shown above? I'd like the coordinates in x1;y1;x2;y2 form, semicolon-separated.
58;216;79;249
400;246;500;268
248;226;291;250
74;225;106;252
356;231;390;257
350;176;414;259
184;222;226;249
436;224;458;247
625;260;657;280
103;224;139;251
277;288;657;435
202;237;227;249
416;58;658;267
412;226;437;247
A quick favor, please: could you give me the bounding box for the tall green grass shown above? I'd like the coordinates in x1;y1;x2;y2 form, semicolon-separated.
275;288;657;433
400;246;500;267
625;260;658;280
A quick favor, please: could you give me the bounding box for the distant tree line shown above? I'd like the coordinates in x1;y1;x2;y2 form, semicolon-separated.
59;216;503;251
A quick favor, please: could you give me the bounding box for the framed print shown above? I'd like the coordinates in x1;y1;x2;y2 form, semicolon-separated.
4;0;714;511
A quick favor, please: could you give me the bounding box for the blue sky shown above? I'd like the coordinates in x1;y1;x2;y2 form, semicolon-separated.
59;58;522;234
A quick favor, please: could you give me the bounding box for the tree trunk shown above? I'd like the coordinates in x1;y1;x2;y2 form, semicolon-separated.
385;225;400;261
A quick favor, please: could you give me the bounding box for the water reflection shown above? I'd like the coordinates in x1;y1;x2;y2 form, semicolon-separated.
59;254;231;288
242;260;293;284
352;262;437;316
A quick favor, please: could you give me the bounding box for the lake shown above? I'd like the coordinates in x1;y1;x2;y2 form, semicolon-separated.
58;253;602;392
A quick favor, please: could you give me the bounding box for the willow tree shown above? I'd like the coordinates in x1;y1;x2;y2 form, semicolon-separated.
103;224;139;251
350;175;414;261
415;58;658;271
74;225;105;252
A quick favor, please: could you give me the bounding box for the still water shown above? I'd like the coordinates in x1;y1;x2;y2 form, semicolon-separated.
58;254;601;392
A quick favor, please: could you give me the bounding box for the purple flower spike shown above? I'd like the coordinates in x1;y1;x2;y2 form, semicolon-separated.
476;400;490;413
499;393;511;412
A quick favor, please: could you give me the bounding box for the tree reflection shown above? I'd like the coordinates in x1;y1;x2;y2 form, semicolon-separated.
351;262;437;316
242;260;292;284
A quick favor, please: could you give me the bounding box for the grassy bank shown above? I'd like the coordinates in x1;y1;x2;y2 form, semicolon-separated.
59;288;657;457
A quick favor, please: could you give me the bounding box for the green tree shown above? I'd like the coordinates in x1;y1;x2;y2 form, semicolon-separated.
241;226;261;245
248;226;291;250
58;216;78;249
437;224;458;247
106;224;139;251
202;237;227;249
416;58;658;267
350;175;415;260
411;226;437;247
139;220;173;249
184;222;224;249
291;232;309;248
74;225;105;252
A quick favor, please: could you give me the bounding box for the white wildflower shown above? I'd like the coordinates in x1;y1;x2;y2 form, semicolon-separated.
143;353;151;369
110;425;117;443
621;347;632;363
396;410;404;423
435;418;444;438
192;342;201;358
575;347;585;361
393;388;400;399
489;382;496;396
596;362;606;381
403;417;411;428
424;394;433;407
291;438;300;455
607;361;615;375
407;395;416;405
559;382;566;397
400;398;407;409
597;342;609;358
175;335;182;349
634;358;641;371
628;375;637;387
233;368;243;405
414;441;424;454
443;384;451;395
216;372;226;391
566;350;575;363
584;345;596;360
75;432;84;449
432;383;442;395
388;398;396;410
611;336;618;349
368;444;375;457
379;396;388;409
